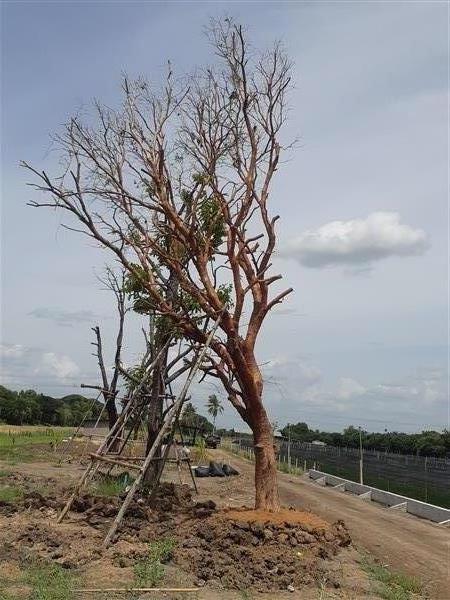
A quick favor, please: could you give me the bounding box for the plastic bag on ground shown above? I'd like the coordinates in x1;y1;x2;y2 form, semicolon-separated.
194;466;210;477
222;463;239;476
208;461;226;477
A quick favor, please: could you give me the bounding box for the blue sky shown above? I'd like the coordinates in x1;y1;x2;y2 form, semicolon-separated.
1;1;448;433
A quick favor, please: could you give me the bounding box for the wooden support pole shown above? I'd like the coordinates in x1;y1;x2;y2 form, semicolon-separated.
89;453;143;471
73;588;198;593
103;312;222;547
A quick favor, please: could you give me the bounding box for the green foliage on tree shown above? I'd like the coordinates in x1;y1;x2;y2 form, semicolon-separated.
206;394;224;431
179;402;213;434
0;385;103;427
280;420;449;458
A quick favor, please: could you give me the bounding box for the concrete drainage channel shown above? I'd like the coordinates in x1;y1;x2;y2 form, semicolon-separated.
308;469;450;526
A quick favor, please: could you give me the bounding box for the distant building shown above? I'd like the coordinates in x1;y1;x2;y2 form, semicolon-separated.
311;440;327;446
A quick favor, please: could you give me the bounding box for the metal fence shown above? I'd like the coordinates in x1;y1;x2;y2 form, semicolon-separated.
234;438;450;508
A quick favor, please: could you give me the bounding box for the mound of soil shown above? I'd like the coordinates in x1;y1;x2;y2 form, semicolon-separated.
173;509;350;592
0;473;64;516
1;473;352;593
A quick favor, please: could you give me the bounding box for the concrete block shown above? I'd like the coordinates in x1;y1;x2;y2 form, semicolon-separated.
370;489;407;507
308;469;450;525
333;483;346;492
359;491;372;501
343;480;371;495
406;499;450;523
388;502;407;511
324;474;345;487
308;470;324;481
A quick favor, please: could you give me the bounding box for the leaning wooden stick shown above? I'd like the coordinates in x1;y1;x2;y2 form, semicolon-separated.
73;587;198;593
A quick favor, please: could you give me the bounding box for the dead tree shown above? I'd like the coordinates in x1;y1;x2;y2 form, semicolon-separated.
89;268;128;432
24;19;294;511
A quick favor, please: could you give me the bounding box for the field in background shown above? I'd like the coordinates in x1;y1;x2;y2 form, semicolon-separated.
0;425;74;463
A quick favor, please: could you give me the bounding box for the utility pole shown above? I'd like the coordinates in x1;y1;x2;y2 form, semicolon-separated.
359;426;364;485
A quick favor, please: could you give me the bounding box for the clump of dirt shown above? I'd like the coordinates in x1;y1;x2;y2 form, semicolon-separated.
0;472;65;516
1;473;352;594
148;481;193;511
225;506;330;529
171;508;350;591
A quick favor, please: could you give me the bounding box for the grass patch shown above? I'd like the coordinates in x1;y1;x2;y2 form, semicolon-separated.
278;460;303;476
0;485;24;503
133;538;176;587
190;437;208;463
92;473;131;497
0;559;77;600
362;556;422;599
0;427;73;463
25;561;75;600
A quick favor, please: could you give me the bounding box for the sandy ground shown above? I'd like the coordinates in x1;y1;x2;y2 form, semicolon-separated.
1;448;448;598
209;449;449;599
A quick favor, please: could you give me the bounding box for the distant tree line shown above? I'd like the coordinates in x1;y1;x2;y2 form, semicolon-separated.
0;385;103;426
0;385;216;435
279;422;450;458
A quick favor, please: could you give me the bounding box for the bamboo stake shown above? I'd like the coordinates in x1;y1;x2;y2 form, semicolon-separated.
73;587;198;593
103;312;222;547
88;453;142;471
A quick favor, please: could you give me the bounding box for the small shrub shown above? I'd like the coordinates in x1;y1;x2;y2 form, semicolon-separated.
191;437;207;463
133;538;176;587
93;473;130;497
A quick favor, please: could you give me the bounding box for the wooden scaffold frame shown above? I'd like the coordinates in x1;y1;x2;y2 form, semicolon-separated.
57;313;222;547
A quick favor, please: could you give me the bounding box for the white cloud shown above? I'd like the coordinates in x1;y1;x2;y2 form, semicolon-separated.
264;357;321;386
0;343;80;386
336;377;366;400
0;344;25;358
35;352;79;379
281;212;429;269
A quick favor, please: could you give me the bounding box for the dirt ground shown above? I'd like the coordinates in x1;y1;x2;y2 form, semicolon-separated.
209;449;449;599
0;446;445;599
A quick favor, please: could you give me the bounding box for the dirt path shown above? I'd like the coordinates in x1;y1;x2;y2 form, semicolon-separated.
213;450;449;599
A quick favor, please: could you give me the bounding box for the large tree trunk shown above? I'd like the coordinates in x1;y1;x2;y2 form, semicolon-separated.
105;393;119;452
144;359;165;484
250;405;280;511
106;396;118;430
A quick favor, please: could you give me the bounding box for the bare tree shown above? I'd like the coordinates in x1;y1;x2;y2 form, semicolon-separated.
23;19;294;510
90;267;127;431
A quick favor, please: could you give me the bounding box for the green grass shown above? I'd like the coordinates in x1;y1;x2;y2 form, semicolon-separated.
133;538;176;587
0;485;24;503
0;428;73;463
362;556;422;600
25;561;76;600
0;559;76;600
91;473;131;497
